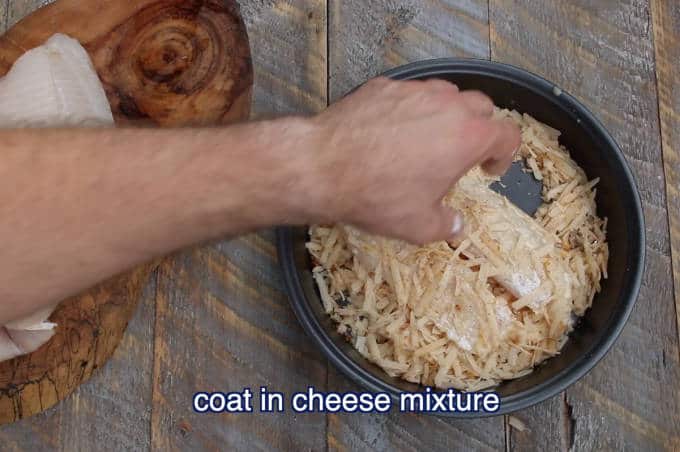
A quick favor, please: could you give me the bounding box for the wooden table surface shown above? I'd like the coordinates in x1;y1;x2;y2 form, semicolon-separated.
1;0;679;450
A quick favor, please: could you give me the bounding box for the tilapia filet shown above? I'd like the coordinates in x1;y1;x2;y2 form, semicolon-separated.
0;33;113;128
446;168;573;310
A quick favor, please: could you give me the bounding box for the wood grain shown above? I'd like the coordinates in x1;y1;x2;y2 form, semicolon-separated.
2;0;679;450
0;0;253;127
328;368;504;452
651;0;680;366
327;2;507;451
151;242;328;450
506;392;572;452
328;0;490;100
241;0;327;117
0;272;158;451
150;1;328;449
0;263;155;425
0;0;252;428
490;1;680;450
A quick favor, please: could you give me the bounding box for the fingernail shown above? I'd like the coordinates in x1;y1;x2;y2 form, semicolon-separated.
451;212;464;237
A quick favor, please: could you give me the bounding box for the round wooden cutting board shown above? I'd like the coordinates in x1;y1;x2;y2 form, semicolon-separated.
0;0;252;424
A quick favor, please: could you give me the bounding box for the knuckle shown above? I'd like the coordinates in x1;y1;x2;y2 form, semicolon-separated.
464;90;494;110
454;117;494;154
397;79;423;92
479;95;495;111
462;117;491;136
506;120;522;142
370;76;390;85
437;88;461;101
466;89;490;99
364;76;390;91
495;120;522;150
426;78;457;90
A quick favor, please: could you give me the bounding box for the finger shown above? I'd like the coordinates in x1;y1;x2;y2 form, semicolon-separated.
483;152;516;176
394;78;458;96
458;90;495;118
480;119;522;175
423;78;459;94
408;205;464;245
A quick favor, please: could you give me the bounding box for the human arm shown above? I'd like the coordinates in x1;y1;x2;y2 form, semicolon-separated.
0;77;519;325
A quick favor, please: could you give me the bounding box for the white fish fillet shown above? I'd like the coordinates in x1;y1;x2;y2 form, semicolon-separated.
446;168;572;308
0;33;114;362
0;33;113;128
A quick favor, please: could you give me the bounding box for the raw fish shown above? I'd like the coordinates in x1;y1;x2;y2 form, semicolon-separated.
0;33;113;128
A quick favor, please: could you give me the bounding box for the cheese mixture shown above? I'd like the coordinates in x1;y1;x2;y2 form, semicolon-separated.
307;109;608;390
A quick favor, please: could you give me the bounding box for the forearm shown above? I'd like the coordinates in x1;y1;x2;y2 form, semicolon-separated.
0;119;316;324
0;78;520;326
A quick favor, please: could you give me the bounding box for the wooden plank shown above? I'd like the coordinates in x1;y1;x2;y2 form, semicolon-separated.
328;368;505;452
0;271;158;451
151;237;328;450
489;1;680;450
651;0;680;364
241;0;327;116
327;2;506;451
328;0;491;100
506;394;572;452
149;1;328;449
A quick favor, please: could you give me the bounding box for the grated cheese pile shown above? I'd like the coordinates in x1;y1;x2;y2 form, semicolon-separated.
306;109;609;391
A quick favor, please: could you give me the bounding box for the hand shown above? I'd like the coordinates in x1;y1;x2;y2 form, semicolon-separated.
305;77;521;244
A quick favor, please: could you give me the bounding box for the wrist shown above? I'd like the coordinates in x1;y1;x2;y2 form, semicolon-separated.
260;116;335;225
220;116;329;228
201;115;346;231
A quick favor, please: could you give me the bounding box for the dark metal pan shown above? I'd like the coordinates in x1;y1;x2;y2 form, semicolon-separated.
277;58;645;417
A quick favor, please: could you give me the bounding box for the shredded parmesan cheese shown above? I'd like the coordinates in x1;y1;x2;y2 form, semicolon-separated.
307;110;608;390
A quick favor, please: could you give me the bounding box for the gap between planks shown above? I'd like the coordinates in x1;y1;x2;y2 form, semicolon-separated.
149;263;163;451
650;0;680;364
487;1;510;448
